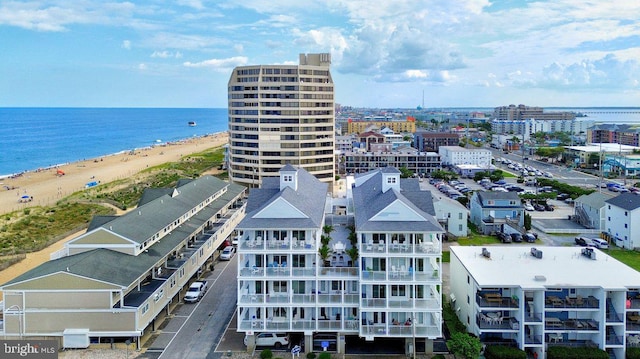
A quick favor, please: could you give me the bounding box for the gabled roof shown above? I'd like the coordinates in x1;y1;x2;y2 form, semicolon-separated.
606;193;640;211
575;191;609;209
2;178;246;288
238;166;328;230
474;191;522;207
352;170;442;232
94;175;228;244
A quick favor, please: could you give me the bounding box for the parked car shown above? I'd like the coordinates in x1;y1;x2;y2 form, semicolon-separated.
220;246;236;260
574;237;594;247
544;203;555;211
245;332;290;349
184;281;208;303
497;232;512;243
524;233;536;243
523;202;535;211
591;238;609;249
556;193;570;200
510;232;523;243
534;203;546;211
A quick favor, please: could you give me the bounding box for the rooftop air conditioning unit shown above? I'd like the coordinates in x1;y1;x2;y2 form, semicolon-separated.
481;247;491;259
581;247;596;260
530;247;543;259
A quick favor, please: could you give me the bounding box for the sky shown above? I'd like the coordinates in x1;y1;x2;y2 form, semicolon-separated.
1;0;639;109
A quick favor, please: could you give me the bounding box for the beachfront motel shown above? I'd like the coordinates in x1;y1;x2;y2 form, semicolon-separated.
449;245;640;359
0;175;246;349
237;165;443;355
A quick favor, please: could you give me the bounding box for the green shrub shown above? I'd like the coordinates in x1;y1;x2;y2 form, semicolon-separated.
432;355;446;359
547;346;608;359
318;353;331;359
306;353;316;359
260;348;273;359
484;345;526;359
627;347;640;359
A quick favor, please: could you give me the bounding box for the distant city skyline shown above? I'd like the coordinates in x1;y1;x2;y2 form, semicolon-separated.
1;1;639;108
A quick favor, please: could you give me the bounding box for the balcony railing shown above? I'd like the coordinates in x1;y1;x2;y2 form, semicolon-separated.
239;239;315;251
524;335;543;345
360;243;440;255
524;312;543;323
360;323;440;338
360;297;440;310
544;318;599;331
476;294;519;309
476;316;520;330
238;318;360;332
544;295;599;309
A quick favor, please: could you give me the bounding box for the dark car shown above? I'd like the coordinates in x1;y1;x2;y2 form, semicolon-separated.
534;203;545;211
544;203;555;211
497;232;512;243
575;237;587;246
556;193;570;200
524;233;536;243
510;232;523;242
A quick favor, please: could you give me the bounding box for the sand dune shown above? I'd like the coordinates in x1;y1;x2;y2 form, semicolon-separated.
0;132;229;291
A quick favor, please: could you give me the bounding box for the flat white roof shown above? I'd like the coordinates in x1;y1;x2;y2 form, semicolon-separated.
566;143;640;152
451;246;640;290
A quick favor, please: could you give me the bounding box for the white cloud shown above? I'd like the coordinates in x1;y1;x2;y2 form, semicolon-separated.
122;40;131;50
540;54;640;89
138;63;147;70
183;56;249;71
177;0;205;10
151;50;183;59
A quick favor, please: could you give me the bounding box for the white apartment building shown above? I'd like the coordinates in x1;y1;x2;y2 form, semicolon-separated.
605;193;640;249
236;166;443;355
450;245;640;359
438;146;491;167
491;118;593;139
227;53;335;187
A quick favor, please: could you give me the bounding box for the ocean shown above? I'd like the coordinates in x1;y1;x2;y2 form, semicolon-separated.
0;108;228;177
1;107;639;177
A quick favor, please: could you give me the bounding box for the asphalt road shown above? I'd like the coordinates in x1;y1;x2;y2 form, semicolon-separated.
155;254;239;359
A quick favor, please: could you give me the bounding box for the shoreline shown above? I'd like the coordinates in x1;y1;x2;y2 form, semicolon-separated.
0;132;226;180
0;132;229;216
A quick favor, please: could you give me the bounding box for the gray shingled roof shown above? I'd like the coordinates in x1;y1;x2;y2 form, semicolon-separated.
3;178;246;287
575;192;609;209
605;192;640;211
352;170;442;232
96;176;228;244
238;166;328;230
475;191;523;208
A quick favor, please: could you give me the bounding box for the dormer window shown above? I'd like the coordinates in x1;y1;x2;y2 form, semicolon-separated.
387;177;396;184
284;175;293;182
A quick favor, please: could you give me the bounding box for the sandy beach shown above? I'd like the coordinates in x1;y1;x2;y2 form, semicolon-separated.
0;132;228;292
0;132;228;216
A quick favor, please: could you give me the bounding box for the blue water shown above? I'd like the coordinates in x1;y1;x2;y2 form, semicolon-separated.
1;107;639;177
0;108;228;176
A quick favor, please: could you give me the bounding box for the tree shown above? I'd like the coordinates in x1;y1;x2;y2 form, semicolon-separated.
524;212;531;230
318;244;332;266
345;247;359;266
399;166;413;178
447;332;482;359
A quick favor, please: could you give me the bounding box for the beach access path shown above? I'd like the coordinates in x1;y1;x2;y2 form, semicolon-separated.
0;132;228;216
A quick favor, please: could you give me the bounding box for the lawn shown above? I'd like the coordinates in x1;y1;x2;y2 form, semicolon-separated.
605;248;640;272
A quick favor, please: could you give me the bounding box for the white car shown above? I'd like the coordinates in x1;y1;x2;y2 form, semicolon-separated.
220;246;236;260
591;238;609;249
523;203;535;211
245;333;290;349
